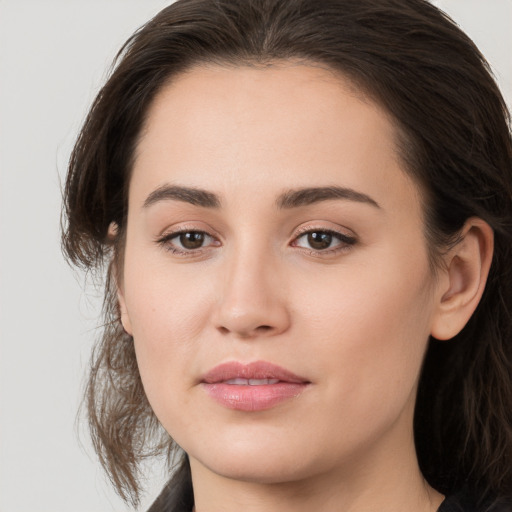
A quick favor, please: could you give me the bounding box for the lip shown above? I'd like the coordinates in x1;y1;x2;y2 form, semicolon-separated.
201;361;310;412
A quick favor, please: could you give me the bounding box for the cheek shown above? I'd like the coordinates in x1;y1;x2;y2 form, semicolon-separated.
123;240;218;337
294;252;435;418
122;252;217;413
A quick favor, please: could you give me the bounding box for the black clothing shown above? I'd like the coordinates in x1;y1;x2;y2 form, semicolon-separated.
148;473;512;512
438;488;512;512
147;462;193;512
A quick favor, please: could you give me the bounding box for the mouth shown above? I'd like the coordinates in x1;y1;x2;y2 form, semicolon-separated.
223;378;281;385
201;361;310;412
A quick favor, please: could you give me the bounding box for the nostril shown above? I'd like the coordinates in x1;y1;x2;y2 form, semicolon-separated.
256;325;272;332
216;324;273;336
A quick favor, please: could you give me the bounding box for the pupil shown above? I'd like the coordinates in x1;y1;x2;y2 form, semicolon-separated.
180;232;204;249
308;232;332;250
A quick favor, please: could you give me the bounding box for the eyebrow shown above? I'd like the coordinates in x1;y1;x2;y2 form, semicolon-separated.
143;185;221;209
276;186;380;209
142;184;380;210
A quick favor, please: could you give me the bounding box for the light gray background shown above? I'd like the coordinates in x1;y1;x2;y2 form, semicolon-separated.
0;1;511;511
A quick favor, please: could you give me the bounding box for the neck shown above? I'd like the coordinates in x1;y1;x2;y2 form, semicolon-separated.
191;465;442;512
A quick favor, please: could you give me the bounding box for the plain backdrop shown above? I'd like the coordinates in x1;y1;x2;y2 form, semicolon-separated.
0;1;511;511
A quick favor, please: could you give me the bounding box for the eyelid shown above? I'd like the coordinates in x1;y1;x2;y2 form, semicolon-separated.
156;221;221;241
290;223;358;255
294;221;354;234
293;223;357;241
155;223;221;256
153;221;357;257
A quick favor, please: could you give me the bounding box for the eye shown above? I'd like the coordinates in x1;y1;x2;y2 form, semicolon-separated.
157;230;218;254
175;231;210;250
292;229;356;253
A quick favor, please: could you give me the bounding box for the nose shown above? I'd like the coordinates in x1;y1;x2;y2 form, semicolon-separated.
212;248;291;339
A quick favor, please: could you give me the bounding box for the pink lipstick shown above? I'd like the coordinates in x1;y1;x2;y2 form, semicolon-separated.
201;361;310;411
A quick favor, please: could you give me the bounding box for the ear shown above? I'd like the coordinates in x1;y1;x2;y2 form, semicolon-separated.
430;218;494;340
117;284;133;336
108;222;133;336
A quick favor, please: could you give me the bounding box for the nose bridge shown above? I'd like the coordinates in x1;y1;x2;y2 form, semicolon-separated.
214;234;289;337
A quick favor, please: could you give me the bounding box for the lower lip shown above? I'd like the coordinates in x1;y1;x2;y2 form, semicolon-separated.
202;382;308;411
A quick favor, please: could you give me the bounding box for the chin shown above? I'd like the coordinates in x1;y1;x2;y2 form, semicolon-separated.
186;432;328;485
202;455;313;485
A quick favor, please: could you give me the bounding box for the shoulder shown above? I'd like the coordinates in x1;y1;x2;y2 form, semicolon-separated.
438;489;512;512
146;461;194;512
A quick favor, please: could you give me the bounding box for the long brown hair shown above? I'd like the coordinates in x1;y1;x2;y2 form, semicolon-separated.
62;0;512;507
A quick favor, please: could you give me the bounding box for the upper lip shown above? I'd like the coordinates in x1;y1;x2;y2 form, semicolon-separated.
201;361;309;384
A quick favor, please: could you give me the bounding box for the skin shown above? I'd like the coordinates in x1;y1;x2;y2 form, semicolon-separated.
118;63;493;512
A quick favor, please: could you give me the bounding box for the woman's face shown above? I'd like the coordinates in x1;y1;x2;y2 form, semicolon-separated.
119;64;444;484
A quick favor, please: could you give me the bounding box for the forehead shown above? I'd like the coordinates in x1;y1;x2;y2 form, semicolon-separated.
131;63;420;216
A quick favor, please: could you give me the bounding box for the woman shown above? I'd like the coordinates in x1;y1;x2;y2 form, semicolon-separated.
61;0;512;511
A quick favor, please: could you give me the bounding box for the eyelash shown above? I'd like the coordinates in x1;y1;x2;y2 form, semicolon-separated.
156;227;357;257
291;227;357;256
156;228;219;257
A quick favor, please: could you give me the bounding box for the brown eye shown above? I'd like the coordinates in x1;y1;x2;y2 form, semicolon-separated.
293;229;357;253
158;230;217;254
178;231;207;249
307;232;333;250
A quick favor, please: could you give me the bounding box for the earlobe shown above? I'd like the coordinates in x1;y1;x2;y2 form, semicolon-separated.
108;222;133;336
118;287;133;336
430;218;493;341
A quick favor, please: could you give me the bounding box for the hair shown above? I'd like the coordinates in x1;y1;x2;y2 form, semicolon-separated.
61;0;512;509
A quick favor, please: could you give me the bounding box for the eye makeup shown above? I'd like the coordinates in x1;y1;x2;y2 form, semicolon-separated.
154;223;357;259
292;227;357;254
